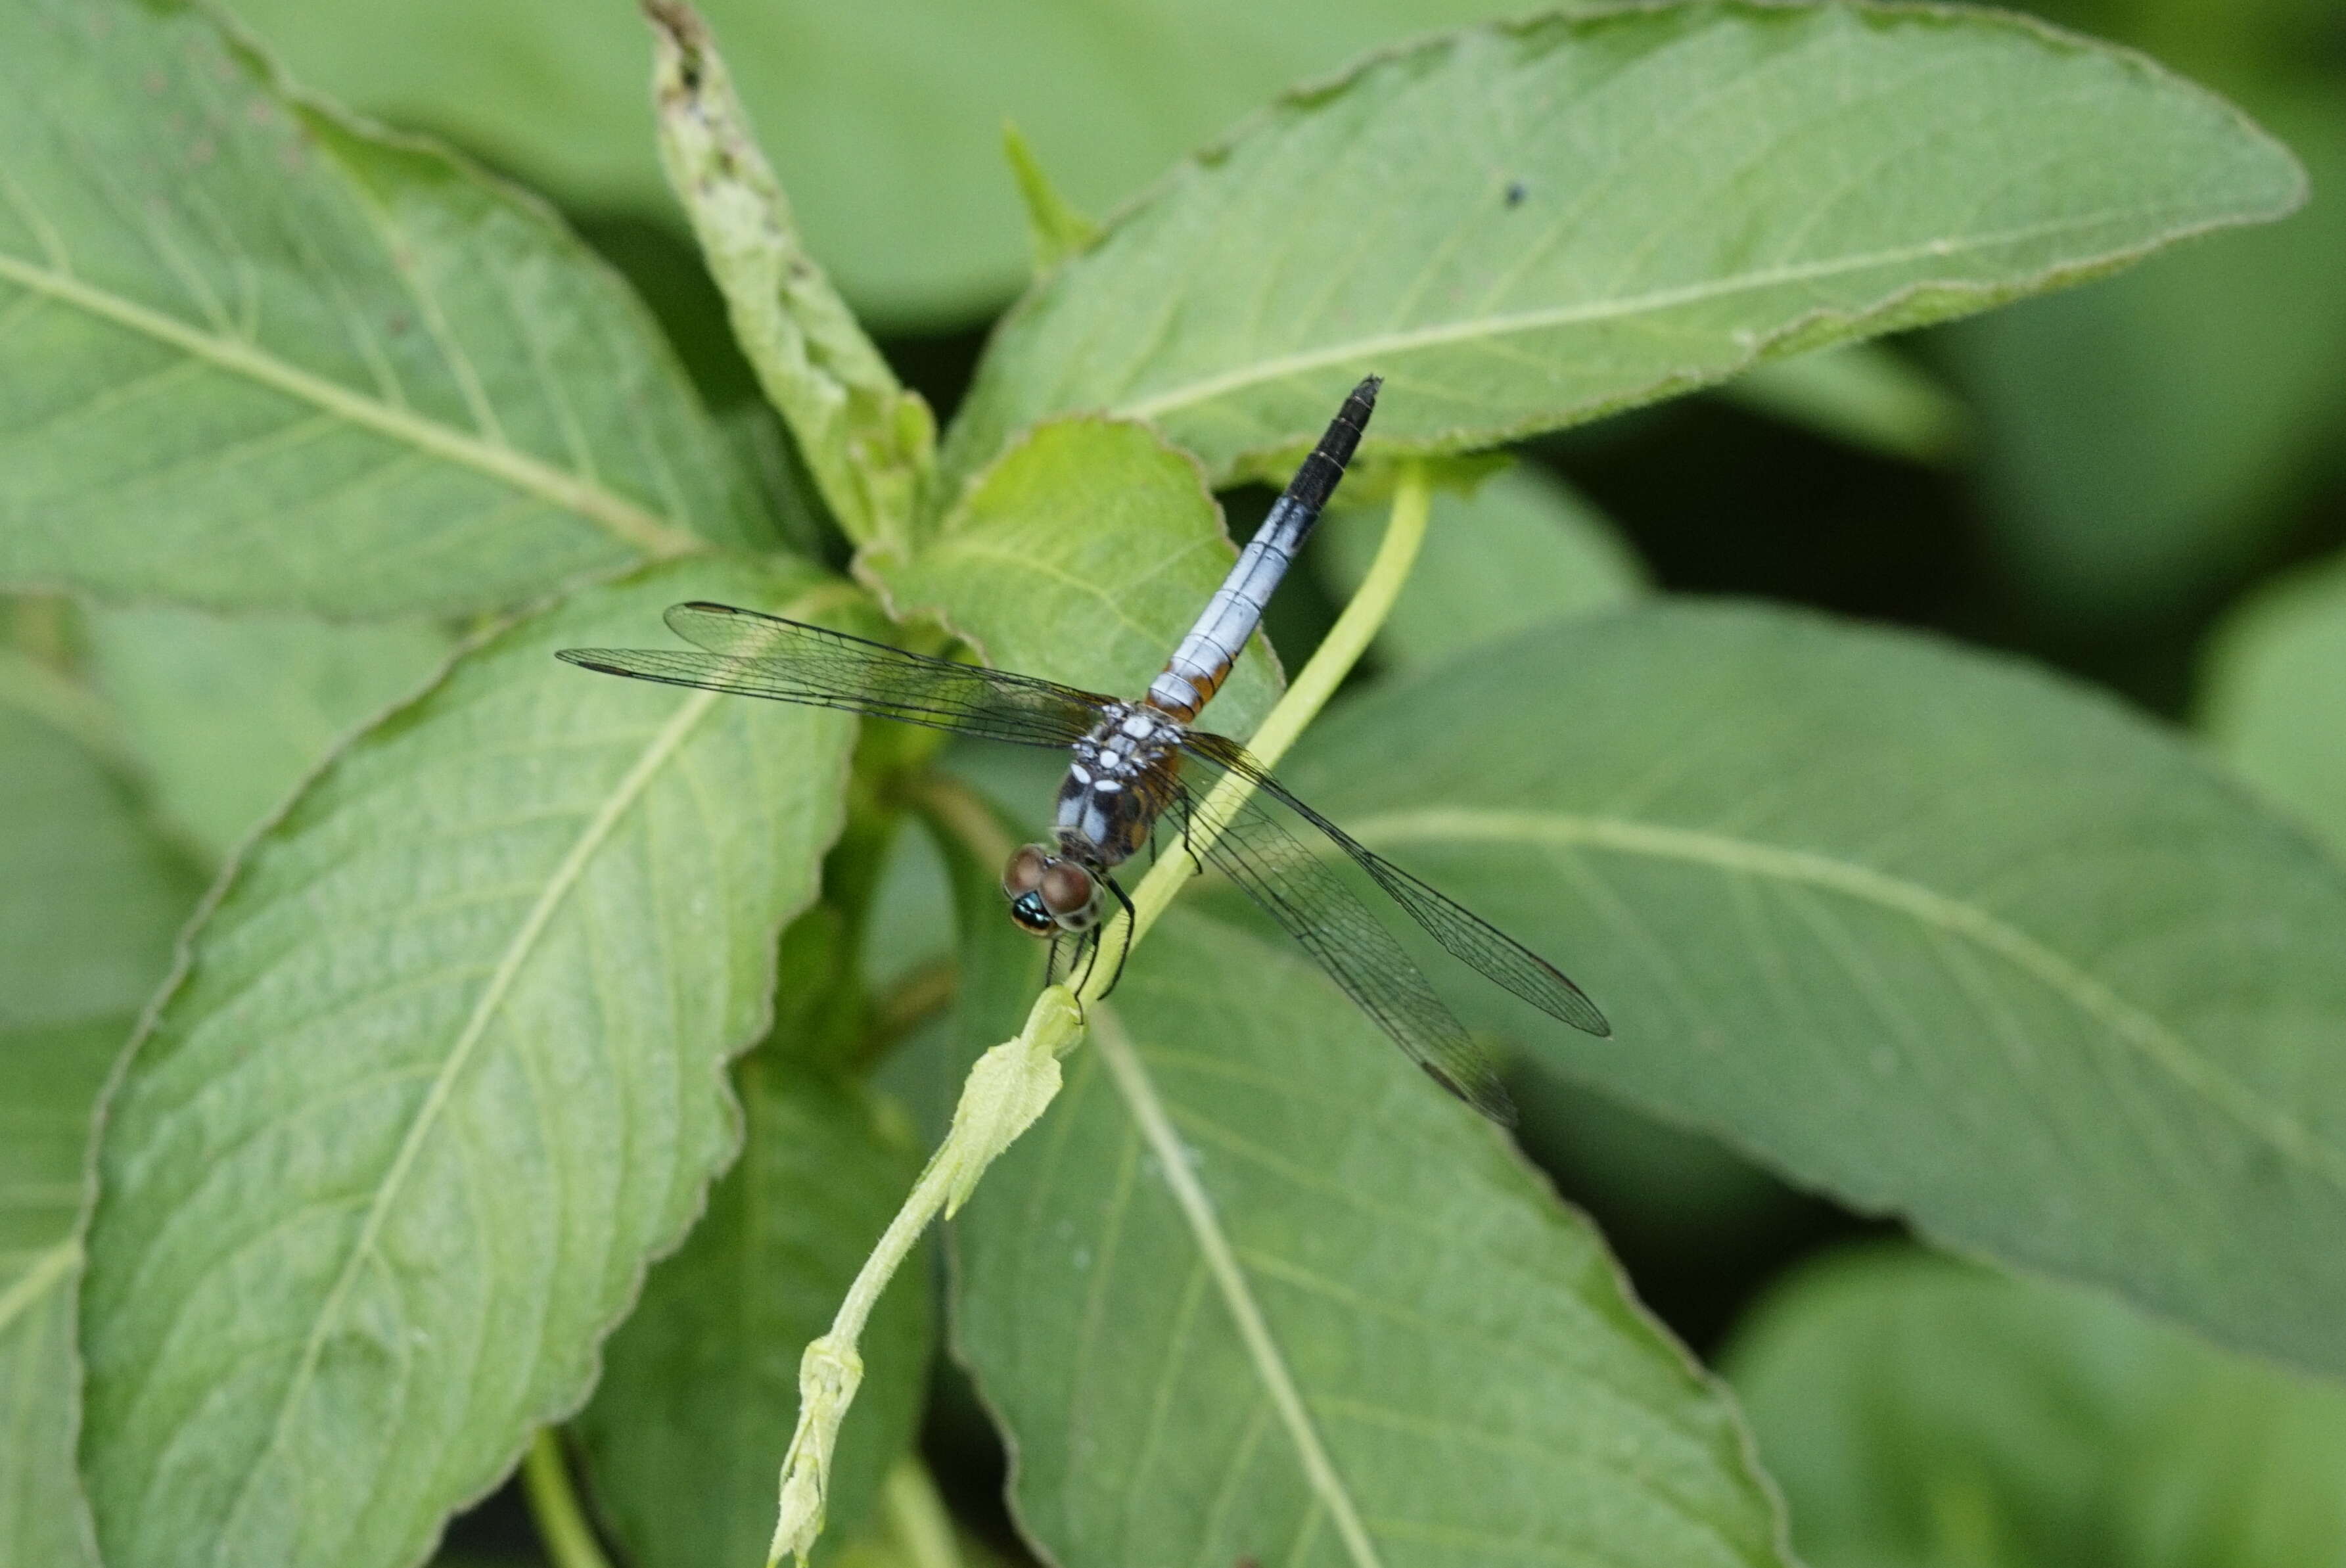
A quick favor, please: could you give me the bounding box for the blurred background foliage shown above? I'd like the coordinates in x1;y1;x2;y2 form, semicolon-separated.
15;0;2344;1561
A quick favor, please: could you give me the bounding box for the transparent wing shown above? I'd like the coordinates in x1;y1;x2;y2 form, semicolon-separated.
1181;731;1610;1038
557;601;1107;749
1179;781;1518;1126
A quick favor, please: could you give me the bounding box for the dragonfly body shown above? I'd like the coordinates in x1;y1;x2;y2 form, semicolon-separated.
1007;379;1379;942
559;377;1607;1125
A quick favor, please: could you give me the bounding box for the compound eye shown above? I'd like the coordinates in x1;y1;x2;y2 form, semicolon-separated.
1007;890;1055;934
1002;843;1051;899
1040;861;1099;923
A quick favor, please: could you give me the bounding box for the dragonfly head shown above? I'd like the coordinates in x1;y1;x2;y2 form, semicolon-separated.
1003;843;1102;934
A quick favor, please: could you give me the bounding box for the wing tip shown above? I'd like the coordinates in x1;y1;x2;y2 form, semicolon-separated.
1420;1061;1519;1128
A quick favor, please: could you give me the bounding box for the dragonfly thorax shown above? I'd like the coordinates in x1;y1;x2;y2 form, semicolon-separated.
1050;702;1185;871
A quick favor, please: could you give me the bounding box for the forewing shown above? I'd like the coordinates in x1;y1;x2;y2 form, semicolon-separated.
1184;783;1517;1125
1183;730;1611;1037
557;602;1105;749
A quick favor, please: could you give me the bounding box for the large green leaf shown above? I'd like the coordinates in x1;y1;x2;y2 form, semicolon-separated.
2197;549;2346;856
86;607;454;863
0;693;204;1568
78;557;857;1568
1724;1246;2346;1568
1947;91;2346;622
0;0;768;619
1314;465;1646;673
950;906;1796;1568
869;416;1283;738
216;0;1544;325
571;1047;932;1568
1273;602;2346;1376
942;2;2304;494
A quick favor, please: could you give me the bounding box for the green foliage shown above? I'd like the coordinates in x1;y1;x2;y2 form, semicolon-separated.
1280;603;2346;1375
2199;551;2346;853
1001;124;1103;277
573;1048;933;1568
1720;344;1969;466
212;0;1560;324
0;0;771;618
1314;467;1647;672
1726;1247;2346;1567
78;559;855;1568
0;1;2328;1566
873;417;1283;735
85;608;454;862
0;680;204;1568
952;906;1797;1568
1950;94;2346;622
940;3;2303;494
645;3;934;551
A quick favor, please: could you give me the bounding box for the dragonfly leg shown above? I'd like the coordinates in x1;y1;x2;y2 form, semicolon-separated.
1173;793;1205;877
1095;875;1138;999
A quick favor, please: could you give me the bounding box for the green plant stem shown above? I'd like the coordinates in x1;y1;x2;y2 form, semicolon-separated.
763;461;1434;1567
521;1429;612;1568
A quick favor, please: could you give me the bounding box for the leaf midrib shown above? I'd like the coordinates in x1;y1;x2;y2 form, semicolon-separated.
0;252;702;558
1345;804;2346;1194
1112;201;2247;423
1090;1004;1387;1568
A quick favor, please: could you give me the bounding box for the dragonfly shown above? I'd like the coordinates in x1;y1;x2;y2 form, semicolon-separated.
558;377;1607;1124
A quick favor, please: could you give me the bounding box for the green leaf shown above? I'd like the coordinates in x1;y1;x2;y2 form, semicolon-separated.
1314;465;1646;672
78;557;858;1568
869;417;1283;739
86;607;454;863
214;0;1582;325
1;1019;116;1568
0;695;204;1568
646;1;934;551
1001;123;1101;277
948;905;1795;1568
0;691;204;1033
1724;1246;2346;1568
2198;551;2346;856
0;0;766;619
1946;91;2346;622
942;3;2305;494
1719;342;1968;465
1274;601;2346;1377
571;1048;933;1568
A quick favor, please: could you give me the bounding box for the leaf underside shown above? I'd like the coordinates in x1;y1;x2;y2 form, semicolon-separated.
952;908;1796;1568
0;0;770;618
1277;601;2346;1378
77;558;857;1568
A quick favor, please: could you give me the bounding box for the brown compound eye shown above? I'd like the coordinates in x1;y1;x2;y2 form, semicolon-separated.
1039;861;1100;927
1004;844;1060;936
1002;843;1050;898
